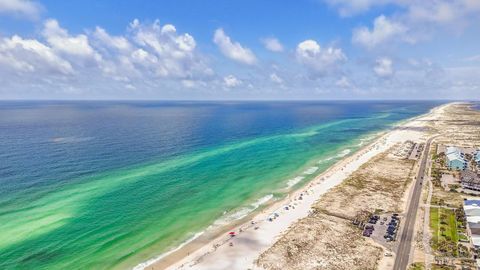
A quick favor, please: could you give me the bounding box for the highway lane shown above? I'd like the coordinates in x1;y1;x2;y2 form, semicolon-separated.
393;136;435;270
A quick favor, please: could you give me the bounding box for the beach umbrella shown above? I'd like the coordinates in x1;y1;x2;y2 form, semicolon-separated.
229;231;236;236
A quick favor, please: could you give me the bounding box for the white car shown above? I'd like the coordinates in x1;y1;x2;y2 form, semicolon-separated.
384;252;393;257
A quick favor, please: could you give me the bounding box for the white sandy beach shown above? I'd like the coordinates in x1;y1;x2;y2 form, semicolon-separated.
144;104;449;270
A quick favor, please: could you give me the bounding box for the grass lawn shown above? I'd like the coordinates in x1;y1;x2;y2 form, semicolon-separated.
430;207;459;255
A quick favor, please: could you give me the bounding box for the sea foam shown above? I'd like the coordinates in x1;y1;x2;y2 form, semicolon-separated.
317;148;351;164
286;176;305;188
214;194;274;226
337;148;351;158
132;231;204;270
134;194;274;269
303;166;318;175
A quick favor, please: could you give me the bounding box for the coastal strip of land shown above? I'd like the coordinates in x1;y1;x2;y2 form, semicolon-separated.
143;103;452;270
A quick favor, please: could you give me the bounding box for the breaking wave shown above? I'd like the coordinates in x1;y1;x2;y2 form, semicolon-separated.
286;176;305;188
213;194;274;226
317;148;352;164
303;166;318;175
132;231;204;270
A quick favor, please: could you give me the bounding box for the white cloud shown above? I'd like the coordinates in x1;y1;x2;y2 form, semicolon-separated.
330;0;480;40
352;15;408;48
406;1;480;24
261;37;284;52
325;0;391;17
181;79;205;89
223;75;242;88
374;57;394;78
270;73;284;84
335;76;353;88
296;39;346;76
464;54;480;62
0;18;218;97
213;28;256;65
0;0;41;19
93;27;131;51
407;2;455;24
0;35;73;74
43;19;101;61
127;19;212;79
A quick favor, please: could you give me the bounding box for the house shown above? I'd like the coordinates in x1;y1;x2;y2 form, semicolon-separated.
463;200;480;247
462;170;480;191
445;146;467;170
475;150;480;164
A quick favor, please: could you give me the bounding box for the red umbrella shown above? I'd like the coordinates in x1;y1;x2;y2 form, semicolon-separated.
229;231;236;236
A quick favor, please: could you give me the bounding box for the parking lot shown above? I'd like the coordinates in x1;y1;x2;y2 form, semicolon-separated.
362;213;402;252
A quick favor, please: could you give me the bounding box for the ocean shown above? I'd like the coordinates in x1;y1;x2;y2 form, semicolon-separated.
0;100;442;270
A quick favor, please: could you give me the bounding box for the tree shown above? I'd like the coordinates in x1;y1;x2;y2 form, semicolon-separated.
440;226;446;236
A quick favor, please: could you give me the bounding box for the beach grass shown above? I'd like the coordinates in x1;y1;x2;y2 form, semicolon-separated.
408;262;425;270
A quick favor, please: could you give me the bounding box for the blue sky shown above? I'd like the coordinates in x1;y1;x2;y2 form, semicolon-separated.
0;0;479;100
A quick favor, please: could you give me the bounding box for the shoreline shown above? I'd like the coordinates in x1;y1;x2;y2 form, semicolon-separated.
138;103;452;270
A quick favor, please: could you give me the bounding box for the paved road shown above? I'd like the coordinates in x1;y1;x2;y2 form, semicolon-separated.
393;136;435;270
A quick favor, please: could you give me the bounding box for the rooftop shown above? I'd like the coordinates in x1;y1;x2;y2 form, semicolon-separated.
461;170;480;184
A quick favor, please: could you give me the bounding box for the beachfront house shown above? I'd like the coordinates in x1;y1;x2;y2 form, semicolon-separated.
445;146;467;170
464;200;480;248
461;170;480;191
475;150;480;165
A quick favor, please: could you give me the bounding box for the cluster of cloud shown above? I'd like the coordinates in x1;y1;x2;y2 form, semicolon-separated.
0;18;217;95
326;0;480;20
333;0;480;48
0;0;479;99
295;40;346;77
223;74;242;88
352;15;408;49
0;13;353;97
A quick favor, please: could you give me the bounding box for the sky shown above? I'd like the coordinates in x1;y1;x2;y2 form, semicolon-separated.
0;0;479;100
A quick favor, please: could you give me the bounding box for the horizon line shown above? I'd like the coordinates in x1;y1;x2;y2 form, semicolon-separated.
0;99;476;102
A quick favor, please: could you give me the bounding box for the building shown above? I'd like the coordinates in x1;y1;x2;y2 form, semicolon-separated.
445;146;467;170
463;200;480;247
462;170;480;191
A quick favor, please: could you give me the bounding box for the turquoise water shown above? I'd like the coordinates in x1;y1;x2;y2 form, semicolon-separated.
0;101;441;269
